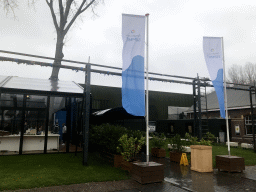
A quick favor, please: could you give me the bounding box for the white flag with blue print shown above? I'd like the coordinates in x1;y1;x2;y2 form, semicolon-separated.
122;14;145;116
203;37;225;118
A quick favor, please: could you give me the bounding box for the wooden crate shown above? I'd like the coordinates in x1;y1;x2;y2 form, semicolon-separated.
151;148;166;158
131;162;164;184
216;155;245;172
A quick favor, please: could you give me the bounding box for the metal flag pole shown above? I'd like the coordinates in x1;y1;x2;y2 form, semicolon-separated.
222;37;231;156
145;13;149;164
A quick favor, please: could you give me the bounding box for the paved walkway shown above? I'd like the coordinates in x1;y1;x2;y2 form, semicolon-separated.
4;154;256;192
118;154;256;192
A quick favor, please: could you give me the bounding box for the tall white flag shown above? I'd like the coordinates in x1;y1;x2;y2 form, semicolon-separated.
122;14;145;116
203;37;225;118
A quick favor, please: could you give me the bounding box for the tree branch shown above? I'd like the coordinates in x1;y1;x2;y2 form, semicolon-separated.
81;0;96;13
64;0;96;36
63;0;73;29
58;0;64;29
45;0;59;31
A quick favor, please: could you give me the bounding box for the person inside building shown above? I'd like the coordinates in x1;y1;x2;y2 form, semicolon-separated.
54;122;59;134
37;126;43;135
62;123;67;145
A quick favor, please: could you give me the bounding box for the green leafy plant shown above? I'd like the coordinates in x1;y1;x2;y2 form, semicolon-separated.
184;132;212;146
127;129;145;140
89;124;128;154
190;136;199;145
117;134;145;161
169;134;186;153
204;132;216;143
151;133;166;149
199;138;212;146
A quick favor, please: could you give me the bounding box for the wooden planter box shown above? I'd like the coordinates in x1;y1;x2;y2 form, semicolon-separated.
114;154;124;168
121;160;140;172
151;147;166;158
99;151;124;168
169;151;182;163
131;162;164;184
216;155;245;172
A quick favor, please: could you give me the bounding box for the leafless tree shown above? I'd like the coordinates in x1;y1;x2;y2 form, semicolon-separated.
45;0;101;80
1;0;36;18
0;0;18;18
2;0;101;80
227;63;256;85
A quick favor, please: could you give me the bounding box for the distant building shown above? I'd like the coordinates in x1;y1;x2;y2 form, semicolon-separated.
87;84;194;121
168;106;191;120
187;85;256;143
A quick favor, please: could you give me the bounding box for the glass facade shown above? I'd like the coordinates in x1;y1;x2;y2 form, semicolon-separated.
0;76;84;155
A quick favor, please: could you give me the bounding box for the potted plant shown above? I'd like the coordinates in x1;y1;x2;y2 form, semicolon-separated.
117;133;165;184
127;129;146;154
169;134;186;163
89;124;127;168
117;134;145;172
204;132;216;144
151;133;166;157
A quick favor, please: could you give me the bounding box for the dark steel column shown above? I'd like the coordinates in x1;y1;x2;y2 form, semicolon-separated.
250;87;255;152
0;92;3;130
83;64;91;165
66;97;71;153
44;96;50;154
19;94;27;155
197;77;202;140
193;79;197;137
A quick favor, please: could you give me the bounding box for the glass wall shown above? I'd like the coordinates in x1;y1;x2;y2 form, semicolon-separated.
47;96;65;153
0;93;83;155
0;94;23;155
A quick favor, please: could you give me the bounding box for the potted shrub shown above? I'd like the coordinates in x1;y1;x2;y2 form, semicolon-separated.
204;132;216;144
117;134;145;172
89;124;127;167
169;134;186;163
127;129;146;154
151;133;166;157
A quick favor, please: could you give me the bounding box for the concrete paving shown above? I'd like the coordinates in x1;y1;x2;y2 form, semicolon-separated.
125;154;256;192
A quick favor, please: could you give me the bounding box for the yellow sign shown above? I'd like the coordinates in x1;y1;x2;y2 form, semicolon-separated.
180;153;189;166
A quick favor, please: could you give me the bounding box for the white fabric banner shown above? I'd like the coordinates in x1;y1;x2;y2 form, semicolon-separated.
203;37;225;118
122;14;145;116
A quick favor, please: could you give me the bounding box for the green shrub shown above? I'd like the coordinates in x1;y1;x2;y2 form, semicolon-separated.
204;132;216;143
127;129;145;140
199;138;212;146
183;133;212;146
117;134;145;161
89;124;128;154
151;133;166;148
184;133;198;145
169;134;186;152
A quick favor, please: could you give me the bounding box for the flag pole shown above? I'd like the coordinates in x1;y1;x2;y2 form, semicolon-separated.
145;13;149;164
222;37;231;156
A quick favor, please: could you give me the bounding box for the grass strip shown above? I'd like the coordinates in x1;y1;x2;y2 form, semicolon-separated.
158;139;256;168
0;152;130;191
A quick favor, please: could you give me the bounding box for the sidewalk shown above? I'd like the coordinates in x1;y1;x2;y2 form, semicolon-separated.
116;154;256;192
151;155;256;192
4;154;256;192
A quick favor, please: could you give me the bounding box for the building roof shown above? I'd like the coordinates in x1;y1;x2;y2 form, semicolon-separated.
188;85;256;113
0;75;84;97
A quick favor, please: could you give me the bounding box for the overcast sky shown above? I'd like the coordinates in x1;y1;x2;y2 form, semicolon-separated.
1;0;256;94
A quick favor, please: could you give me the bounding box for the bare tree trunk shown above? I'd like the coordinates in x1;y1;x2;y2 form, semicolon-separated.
50;31;65;81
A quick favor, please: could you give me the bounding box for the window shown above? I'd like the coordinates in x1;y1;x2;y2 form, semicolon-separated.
245;116;255;135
